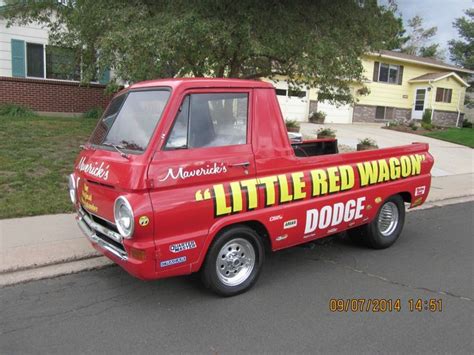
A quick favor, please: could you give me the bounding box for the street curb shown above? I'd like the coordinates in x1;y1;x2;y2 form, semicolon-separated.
1;196;472;287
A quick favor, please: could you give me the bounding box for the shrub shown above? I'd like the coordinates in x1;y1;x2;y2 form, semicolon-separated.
316;127;336;138
358;137;378;147
309;111;326;123
422;109;432;124
83;107;104;119
421;122;433;130
462;119;473;128
0;103;36;117
409;121;418;131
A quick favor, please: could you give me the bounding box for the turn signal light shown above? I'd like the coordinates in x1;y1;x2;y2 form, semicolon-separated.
129;247;146;261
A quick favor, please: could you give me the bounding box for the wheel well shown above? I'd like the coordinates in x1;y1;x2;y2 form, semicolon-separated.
398;192;412;204
219;220;272;253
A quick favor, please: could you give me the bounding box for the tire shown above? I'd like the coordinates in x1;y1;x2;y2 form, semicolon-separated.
348;195;406;249
201;225;265;297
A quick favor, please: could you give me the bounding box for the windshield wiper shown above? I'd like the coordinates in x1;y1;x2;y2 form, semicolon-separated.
103;142;130;159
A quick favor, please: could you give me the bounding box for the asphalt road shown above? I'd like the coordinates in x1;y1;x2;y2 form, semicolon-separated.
1;202;473;354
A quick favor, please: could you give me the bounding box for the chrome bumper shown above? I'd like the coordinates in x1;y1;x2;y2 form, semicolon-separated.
77;207;128;261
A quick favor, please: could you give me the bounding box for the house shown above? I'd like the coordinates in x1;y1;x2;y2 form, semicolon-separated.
267;50;473;127
0;0;112;116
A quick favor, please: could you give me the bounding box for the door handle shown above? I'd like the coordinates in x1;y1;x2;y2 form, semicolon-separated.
229;162;250;168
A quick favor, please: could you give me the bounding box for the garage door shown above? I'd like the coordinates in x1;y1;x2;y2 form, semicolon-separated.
274;81;309;122
317;101;353;124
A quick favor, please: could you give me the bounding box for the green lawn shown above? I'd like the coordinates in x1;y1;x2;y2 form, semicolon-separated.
424;128;474;148
0;115;97;219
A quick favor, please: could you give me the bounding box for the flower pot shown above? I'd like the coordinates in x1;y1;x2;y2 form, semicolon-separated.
287;126;300;133
357;144;378;151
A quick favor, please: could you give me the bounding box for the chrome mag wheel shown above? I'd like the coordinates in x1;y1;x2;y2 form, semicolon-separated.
377;201;399;237
216;238;256;287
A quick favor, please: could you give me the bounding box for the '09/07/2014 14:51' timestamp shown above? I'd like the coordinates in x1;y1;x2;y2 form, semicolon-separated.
329;298;443;313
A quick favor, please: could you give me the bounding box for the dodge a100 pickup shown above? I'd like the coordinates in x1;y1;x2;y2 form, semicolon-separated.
70;78;433;296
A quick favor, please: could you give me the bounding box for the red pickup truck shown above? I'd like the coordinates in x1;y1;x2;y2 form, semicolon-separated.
70;78;433;296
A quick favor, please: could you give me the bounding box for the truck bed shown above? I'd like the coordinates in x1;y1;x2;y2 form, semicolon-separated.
292;138;339;157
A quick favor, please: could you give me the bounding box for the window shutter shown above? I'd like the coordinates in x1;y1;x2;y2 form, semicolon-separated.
398;65;404;85
11;39;26;78
99;68;110;84
373;61;379;82
435;88;443;102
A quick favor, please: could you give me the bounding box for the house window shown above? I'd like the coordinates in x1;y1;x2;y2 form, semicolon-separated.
373;61;403;85
26;43;44;78
25;42;81;81
379;63;400;84
436;88;452;103
375;106;385;119
288;89;306;98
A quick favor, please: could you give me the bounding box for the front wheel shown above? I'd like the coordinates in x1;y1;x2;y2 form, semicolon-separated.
201;225;265;297
348;195;406;249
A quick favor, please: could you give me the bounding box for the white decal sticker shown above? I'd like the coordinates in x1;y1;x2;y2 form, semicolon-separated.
304;197;366;234
269;215;283;222
76;157;110;181
275;234;288;242
283;219;297;229
160;256;186;268
169;241;197;253
415;186;426;196
159;163;227;182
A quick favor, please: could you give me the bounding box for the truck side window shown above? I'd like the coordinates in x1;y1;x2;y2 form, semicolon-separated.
165;93;248;149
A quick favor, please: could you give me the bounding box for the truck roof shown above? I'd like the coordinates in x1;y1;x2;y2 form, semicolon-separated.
129;78;275;90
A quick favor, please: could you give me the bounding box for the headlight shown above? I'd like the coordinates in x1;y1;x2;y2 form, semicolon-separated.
114;196;134;239
68;174;76;204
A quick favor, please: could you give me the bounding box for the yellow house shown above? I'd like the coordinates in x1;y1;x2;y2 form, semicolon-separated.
267;50;472;127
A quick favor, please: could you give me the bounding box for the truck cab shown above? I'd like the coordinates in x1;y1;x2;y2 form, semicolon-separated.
70;78;433;296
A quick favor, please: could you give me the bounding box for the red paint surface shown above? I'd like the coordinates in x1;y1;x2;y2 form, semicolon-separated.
72;78;434;281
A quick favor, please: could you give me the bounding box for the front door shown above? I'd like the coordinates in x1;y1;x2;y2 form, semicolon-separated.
412;88;426;119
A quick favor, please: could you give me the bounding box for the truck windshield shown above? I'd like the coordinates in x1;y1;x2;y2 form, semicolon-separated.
89;89;170;152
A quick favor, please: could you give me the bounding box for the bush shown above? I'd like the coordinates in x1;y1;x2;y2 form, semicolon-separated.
0;103;36;117
316;127;336;138
83;107;104;119
387;120;400;127
462;119;473;128
309;111;326;123
409;121;418;131
422;109;432;124
421;122;433;130
358;137;378;147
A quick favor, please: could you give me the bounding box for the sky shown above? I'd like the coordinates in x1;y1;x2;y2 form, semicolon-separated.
380;0;472;61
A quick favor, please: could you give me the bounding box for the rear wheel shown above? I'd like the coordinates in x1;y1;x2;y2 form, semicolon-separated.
348;195;406;249
202;225;264;296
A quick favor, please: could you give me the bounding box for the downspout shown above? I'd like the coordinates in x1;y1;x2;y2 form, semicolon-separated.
428;80;435;122
455;90;463;128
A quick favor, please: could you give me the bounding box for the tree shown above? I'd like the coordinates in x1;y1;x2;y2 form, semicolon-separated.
2;0;402;103
449;9;473;70
402;15;443;59
449;9;473;108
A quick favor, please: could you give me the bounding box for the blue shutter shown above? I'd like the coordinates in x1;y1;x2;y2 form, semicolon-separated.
11;39;26;78
99;68;110;84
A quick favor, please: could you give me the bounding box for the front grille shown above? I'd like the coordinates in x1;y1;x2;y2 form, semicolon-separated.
78;206;127;260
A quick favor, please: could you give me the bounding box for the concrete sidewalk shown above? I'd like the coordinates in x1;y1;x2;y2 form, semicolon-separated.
1;124;473;285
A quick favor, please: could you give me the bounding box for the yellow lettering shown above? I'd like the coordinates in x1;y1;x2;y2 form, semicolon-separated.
357;161;379;186
291;172;306;200
278;174;293;203
230;182;243;212
310;169;328;196
400;156;411;177
339;165;355;191
378;159;390;183
327;167;340;193
389;157;401;180
213;184;232;216
410;154;422;175
257;175;277;206
240;178;259;210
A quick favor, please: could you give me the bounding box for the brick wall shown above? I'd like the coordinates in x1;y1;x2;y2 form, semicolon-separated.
353;104;410;123
0;76;113;113
432;110;463;127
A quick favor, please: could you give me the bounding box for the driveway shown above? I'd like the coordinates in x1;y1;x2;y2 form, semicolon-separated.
301;123;474;177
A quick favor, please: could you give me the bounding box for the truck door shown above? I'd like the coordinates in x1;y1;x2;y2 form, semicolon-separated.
147;89;255;254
